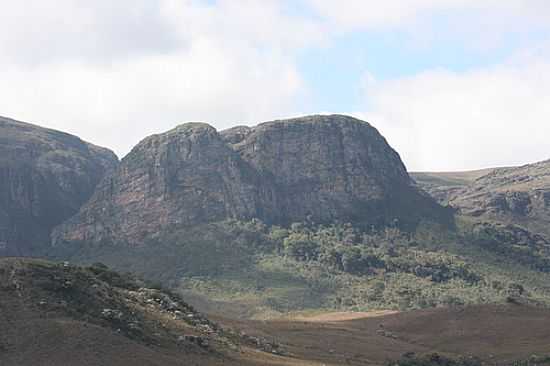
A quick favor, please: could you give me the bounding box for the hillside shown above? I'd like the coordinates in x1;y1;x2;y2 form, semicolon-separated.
0;258;293;366
0;116;118;256
48;218;550;319
411;169;498;204
413;160;550;242
447;160;550;237
412;161;550;236
3;258;550;366
412;162;550;286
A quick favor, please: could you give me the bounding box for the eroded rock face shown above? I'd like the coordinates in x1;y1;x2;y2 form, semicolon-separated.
229;115;435;225
0;116;118;256
54;123;263;245
53;115;450;247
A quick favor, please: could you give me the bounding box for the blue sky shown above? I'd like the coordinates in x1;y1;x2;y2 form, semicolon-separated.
1;0;550;171
295;2;550;115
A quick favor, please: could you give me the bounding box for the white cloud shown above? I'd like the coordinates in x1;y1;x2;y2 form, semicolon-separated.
307;0;550;29
0;43;303;155
307;0;550;49
0;1;180;65
359;47;550;171
0;0;323;156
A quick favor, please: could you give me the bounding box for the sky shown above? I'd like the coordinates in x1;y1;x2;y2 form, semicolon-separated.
1;0;550;171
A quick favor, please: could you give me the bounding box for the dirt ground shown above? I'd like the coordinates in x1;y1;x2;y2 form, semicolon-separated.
215;304;550;366
4;302;550;365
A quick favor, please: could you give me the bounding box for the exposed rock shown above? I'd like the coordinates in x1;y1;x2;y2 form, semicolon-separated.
53;122;262;245
445;159;550;237
229;115;447;226
0;116;118;256
53;115;451;247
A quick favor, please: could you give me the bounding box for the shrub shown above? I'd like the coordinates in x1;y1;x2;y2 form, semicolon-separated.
283;234;319;261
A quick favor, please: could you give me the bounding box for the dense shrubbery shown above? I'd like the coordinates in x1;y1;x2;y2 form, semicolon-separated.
198;219;550;314
88;262;141;290
265;222;480;284
466;223;550;272
66;218;550;316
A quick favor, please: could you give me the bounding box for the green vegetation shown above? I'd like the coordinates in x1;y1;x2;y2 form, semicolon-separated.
51;217;550;319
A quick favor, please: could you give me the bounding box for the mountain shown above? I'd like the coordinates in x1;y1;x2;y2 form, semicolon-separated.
0;116;118;256
53;115;450;247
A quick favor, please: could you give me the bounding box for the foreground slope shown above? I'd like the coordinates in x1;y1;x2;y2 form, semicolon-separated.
53;115;450;247
3;258;550;366
0;116;118;256
0;258;294;366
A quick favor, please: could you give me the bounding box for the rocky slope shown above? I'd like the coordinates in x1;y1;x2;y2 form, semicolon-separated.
0;116;118;256
53;115;450;247
414;160;550;237
0;258;286;366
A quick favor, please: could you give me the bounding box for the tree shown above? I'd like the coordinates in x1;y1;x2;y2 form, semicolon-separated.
283;234;319;261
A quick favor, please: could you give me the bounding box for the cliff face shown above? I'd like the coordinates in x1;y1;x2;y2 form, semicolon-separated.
228;115;425;224
53;115;450;247
0;116;118;256
54;123;263;245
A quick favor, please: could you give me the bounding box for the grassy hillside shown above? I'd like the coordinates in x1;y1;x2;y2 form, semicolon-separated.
50;219;550;319
411;169;498;187
411;169;499;205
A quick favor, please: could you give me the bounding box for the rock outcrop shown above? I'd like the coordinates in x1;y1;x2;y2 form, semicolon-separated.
53;115;450;247
0;116;118;256
445;159;550;236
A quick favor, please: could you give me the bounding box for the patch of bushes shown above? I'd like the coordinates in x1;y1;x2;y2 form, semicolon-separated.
88;262;140;290
466;223;550;272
